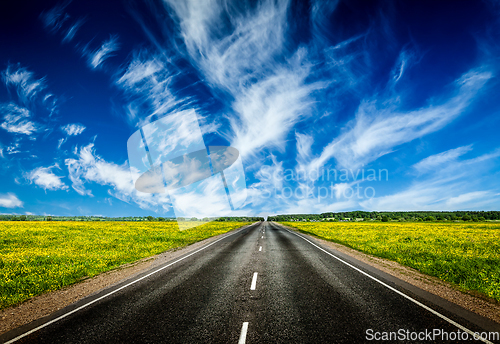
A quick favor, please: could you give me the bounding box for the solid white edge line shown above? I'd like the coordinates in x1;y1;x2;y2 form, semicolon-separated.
250;272;258;290
238;322;249;344
4;223;256;344
281;226;494;344
259;246;262;251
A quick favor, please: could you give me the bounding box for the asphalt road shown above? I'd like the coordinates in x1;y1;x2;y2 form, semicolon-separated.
2;222;499;343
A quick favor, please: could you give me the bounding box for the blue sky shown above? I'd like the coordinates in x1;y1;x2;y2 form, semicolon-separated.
1;0;500;217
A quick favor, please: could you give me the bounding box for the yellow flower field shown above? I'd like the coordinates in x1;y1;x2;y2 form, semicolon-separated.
280;221;500;302
0;221;249;309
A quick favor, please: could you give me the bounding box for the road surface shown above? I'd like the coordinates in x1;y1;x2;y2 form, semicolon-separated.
2;222;499;343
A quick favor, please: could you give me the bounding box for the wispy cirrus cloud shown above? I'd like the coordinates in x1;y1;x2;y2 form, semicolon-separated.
445;191;493;207
360;148;500;210
0;193;23;208
229;57;317;157
40;2;70;34
25;165;68;191
65;143;172;212
2;64;47;107
62;18;85;43
40;2;85;44
116;51;186;125
86;36;120;69
164;0;319;158
0;64;57;142
0;103;39;135
412;145;473;173
57;138;67;149
61;123;85;136
304;68;492;172
360;184;500;211
6;142;21;154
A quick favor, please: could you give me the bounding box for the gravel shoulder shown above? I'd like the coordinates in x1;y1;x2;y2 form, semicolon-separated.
0;226;251;336
279;223;500;325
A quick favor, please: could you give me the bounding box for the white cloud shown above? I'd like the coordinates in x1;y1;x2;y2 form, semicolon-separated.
2;64;47;107
0;103;39;135
310;0;340;45
0;193;23;208
390;49;418;86
6;142;21;154
62;19;85;43
413;145;473;173
57;138;67;149
360;184;446;211
116;52;185;124
40;3;86;45
360;185;499;211
360;149;500;211
446;191;491;207
165;0;318;158
296;132;314;165
61;123;86;136
87;36;120;69
0;64;56;148
174;0;289;92
229;59;317;157
26;165;68;191
305;68;492;171
40;3;70;33
65;143;172;211
168;175;234;219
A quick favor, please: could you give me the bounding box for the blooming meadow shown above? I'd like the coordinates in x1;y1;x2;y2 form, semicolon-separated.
0;221;248;309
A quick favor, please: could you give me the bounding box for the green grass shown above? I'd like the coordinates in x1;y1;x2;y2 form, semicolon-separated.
280;221;500;302
0;221;249;309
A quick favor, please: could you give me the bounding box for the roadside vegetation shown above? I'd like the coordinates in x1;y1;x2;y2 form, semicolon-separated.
280;221;500;302
0;221;250;309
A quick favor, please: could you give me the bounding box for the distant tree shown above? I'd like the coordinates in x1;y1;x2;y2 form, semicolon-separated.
147;216;154;221
478;216;486;222
381;215;389;222
461;214;471;221
19;215;27;221
424;216;435;221
158;217;165;221
46;216;52;221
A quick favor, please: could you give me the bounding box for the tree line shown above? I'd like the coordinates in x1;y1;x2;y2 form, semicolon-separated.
268;211;500;222
0;215;264;222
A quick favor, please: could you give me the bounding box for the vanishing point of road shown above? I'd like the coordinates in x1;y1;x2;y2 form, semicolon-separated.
2;222;499;343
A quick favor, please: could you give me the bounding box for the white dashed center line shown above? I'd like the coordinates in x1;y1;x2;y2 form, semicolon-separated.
261;236;263;238
238;322;249;344
259;246;262;251
250;272;258;290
